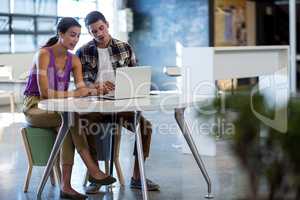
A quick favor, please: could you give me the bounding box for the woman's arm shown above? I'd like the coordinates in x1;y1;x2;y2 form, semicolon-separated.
36;49;87;99
72;55;96;95
72;55;88;89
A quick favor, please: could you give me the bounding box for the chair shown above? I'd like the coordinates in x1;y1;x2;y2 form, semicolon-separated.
21;127;61;192
0;91;15;112
83;124;125;186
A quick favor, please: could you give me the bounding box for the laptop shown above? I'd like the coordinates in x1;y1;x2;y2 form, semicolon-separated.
99;66;152;100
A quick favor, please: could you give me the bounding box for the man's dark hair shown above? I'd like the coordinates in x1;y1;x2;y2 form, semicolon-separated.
85;11;107;27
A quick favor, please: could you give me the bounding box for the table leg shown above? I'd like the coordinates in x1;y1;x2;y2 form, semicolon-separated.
134;111;149;200
110;114;117;176
37;112;71;197
174;108;214;199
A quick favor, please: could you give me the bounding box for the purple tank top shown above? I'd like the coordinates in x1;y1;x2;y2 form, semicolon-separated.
24;48;73;96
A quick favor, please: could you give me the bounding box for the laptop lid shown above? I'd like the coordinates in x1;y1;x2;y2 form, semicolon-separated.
114;66;152;99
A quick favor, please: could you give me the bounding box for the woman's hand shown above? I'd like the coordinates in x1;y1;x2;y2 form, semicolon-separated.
75;87;90;97
88;88;98;96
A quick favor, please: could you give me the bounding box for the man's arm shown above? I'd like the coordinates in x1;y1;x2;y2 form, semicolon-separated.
75;47;95;87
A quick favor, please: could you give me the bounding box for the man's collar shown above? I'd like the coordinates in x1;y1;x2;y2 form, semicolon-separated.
90;36;114;49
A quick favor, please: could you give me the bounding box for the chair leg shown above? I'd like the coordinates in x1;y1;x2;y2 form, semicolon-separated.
83;170;89;186
9;93;15;113
50;170;56;186
21;128;33;193
114;159;125;186
23;165;32;192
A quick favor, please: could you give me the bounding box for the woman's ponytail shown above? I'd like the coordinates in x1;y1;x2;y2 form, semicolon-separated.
42;35;59;48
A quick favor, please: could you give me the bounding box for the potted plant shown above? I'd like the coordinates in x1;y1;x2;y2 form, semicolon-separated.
211;92;300;200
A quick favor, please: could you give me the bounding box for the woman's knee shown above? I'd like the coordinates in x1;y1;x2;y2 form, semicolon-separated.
24;108;61;128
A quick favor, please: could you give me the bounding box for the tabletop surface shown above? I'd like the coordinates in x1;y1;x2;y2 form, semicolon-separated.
38;93;211;113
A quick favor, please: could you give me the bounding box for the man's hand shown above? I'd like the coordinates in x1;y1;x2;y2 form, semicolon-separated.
103;81;115;92
94;82;107;94
95;81;115;94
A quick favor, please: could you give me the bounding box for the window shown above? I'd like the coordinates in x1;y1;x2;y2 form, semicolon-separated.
0;0;99;53
0;0;58;53
36;0;58;16
13;0;35;15
37;17;57;32
0;16;9;32
12;16;35;32
0;0;10;13
37;34;52;48
0;35;10;52
13;35;35;52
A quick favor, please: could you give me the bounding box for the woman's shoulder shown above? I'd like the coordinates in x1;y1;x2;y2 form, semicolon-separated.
34;48;51;67
38;48;51;58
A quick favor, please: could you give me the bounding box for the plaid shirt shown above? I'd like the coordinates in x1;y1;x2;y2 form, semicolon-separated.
76;37;136;85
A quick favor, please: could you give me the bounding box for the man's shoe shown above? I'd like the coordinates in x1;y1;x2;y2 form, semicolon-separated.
84;182;101;194
88;175;117;185
60;190;88;200
130;177;160;191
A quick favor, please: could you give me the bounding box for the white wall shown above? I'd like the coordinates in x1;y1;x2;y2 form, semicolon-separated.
97;0;129;42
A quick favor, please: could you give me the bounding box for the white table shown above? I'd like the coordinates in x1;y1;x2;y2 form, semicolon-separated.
174;44;289;156
176;44;289;93
37;94;214;199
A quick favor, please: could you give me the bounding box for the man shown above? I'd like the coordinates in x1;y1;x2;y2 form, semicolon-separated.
76;11;160;193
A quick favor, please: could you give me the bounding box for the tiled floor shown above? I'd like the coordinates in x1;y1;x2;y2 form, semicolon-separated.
0;104;249;200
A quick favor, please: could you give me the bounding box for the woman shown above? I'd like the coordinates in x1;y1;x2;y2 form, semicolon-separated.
23;17;116;199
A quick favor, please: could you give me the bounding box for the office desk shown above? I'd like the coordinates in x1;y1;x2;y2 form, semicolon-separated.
175;44;289;156
37;94;214;199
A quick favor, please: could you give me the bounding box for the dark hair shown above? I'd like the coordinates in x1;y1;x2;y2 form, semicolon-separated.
85;11;107;28
42;17;81;48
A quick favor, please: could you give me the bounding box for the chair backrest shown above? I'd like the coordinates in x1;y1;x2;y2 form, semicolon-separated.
21;127;56;166
0;66;13;81
0;53;34;80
